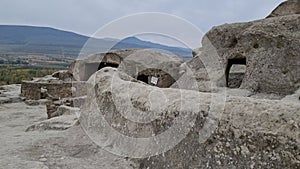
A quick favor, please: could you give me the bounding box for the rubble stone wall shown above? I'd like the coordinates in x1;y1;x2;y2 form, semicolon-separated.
21;82;41;100
21;81;72;100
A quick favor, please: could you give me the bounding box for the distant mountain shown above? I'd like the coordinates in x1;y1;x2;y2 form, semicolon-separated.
0;25;88;45
112;37;192;60
0;25;116;57
0;25;192;60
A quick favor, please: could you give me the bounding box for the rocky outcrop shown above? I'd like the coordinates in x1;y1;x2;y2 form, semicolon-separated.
71;48;183;88
117;49;183;88
17;2;300;168
80;67;215;157
195;13;300;95
141;96;300;168
81;68;300;169
71;49;139;81
68;48;186;91
267;0;300;18
26;105;79;132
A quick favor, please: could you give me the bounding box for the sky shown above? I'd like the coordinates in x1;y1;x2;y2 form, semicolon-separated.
0;0;285;48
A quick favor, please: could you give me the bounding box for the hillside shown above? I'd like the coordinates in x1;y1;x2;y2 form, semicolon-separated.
112;37;192;60
0;25;115;57
0;25;192;60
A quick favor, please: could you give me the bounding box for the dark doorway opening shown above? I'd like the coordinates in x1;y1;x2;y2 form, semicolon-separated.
225;58;246;88
137;74;149;84
136;69;176;88
98;62;119;70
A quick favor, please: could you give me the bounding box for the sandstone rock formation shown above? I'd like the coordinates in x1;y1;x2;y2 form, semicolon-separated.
71;48;183;88
192;11;300;95
117;49;183;88
267;0;300;18
140;95;300;168
71;49;138;81
80;67;216;157
16;2;300;168
81;67;300;168
75;2;300;168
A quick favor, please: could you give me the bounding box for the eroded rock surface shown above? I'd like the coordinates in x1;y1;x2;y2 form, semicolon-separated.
195;13;300;95
5;2;300;169
71;49;140;81
0;84;22;104
267;0;300;18
72;48;183;88
84;67;300;169
26;105;80;131
0;101;136;169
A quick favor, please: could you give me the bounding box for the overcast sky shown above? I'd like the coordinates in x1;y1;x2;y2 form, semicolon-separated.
1;0;285;36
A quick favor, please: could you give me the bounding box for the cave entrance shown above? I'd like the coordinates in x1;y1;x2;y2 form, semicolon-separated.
136;69;176;88
82;53;122;81
137;74;149;84
98;62;119;70
97;52;122;70
225;58;246;88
